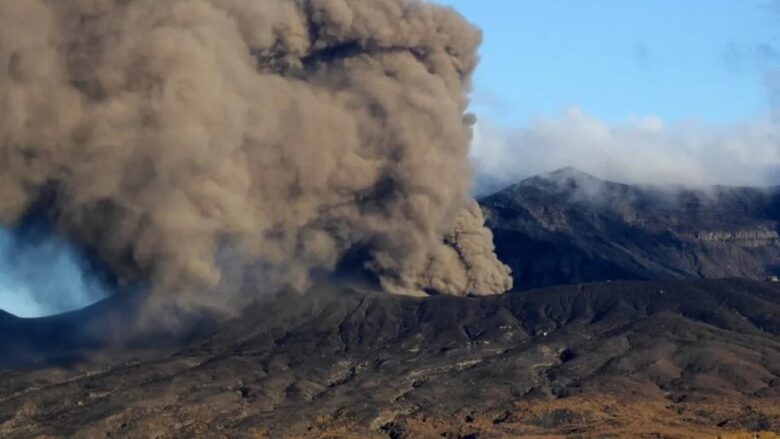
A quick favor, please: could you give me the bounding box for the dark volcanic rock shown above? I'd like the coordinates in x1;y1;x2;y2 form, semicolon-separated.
0;279;778;437
0;291;216;370
481;167;780;290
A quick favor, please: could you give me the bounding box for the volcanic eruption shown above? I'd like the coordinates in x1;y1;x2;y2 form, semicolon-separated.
0;0;512;313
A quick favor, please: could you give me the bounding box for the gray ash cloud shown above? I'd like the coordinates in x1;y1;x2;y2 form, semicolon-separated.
0;0;512;312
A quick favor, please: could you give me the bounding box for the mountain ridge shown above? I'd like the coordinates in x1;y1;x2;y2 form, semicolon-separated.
480;167;780;290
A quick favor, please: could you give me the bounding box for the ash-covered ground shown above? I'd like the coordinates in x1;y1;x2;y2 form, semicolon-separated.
1;279;779;438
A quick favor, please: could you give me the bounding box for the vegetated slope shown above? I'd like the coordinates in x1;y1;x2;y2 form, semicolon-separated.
481;167;780;290
1;279;778;437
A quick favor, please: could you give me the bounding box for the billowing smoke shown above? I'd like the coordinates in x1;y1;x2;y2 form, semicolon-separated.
0;0;512;311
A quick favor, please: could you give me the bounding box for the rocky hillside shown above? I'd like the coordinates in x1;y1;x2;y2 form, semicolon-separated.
481;167;780;290
1;279;779;437
4;169;780;437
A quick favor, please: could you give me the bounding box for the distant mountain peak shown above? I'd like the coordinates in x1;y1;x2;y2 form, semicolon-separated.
534;167;615;188
496;167;614;200
480;169;780;291
546;166;598;179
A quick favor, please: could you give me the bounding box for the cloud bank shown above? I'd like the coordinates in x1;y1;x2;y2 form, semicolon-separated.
472;107;780;196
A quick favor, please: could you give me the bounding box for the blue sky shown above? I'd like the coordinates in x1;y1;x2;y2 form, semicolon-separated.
437;0;780;126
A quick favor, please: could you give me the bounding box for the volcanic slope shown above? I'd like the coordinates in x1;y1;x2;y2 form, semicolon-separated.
1;279;779;438
481;167;780;290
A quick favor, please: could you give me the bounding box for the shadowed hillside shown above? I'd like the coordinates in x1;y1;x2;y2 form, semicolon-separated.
481;167;780;290
1;279;778;437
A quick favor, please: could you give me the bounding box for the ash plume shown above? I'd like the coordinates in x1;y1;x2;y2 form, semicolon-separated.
0;0;512;310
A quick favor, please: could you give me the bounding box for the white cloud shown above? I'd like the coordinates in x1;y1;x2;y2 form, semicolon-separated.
471;107;780;195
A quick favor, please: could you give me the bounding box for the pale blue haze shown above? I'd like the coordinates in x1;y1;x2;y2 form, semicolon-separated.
0;225;110;318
